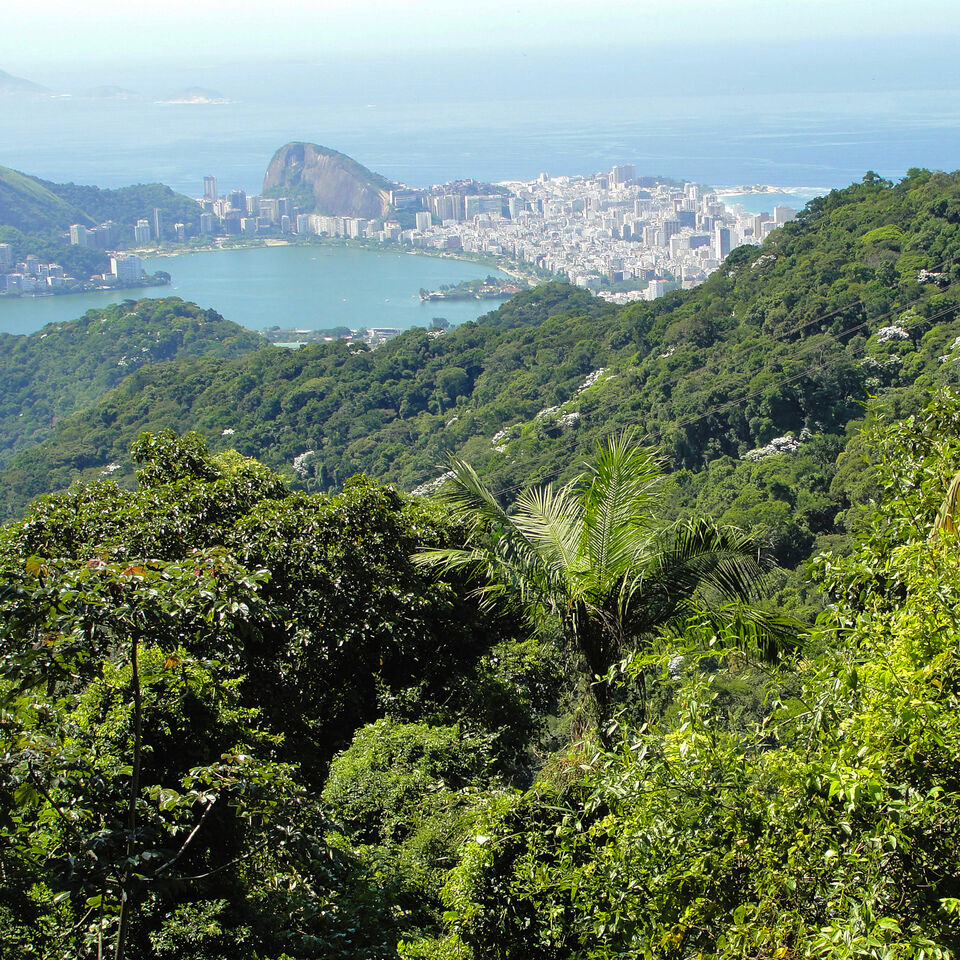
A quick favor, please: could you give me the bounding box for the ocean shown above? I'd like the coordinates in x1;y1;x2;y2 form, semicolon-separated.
4;89;956;202
7;40;960;198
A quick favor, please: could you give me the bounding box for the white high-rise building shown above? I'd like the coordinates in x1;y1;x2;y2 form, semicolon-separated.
111;255;143;282
69;224;92;247
774;205;797;225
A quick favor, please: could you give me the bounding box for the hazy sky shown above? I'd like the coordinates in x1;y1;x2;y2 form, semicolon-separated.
5;0;959;71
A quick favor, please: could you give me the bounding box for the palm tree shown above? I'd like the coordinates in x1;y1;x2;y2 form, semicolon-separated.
415;433;798;729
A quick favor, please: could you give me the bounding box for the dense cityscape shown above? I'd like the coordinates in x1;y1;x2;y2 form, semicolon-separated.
61;165;797;307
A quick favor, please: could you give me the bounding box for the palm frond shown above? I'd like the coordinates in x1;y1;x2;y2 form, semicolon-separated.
432;458;515;537
413;459;566;626
685;601;805;663
581;432;663;593
933;469;960;536
621;516;769;636
511;481;583;575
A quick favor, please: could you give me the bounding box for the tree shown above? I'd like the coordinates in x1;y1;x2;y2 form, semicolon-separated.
406;394;960;960
0;431;533;958
416;433;797;728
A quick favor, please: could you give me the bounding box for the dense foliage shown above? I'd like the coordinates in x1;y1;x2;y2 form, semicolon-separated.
41;179;203;238
3;168;960;956
3;389;960;957
0;431;545;957
0;163;203;239
0;165;88;233
401;390;960;959
416;436;796;728
3;171;960;581
0;298;263;477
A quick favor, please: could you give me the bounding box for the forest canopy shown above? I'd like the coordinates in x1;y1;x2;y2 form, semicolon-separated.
3;169;960;957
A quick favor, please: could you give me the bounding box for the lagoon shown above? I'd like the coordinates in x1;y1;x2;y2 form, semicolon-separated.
0;244;511;336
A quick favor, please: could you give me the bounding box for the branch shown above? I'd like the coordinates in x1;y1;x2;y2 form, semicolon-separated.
152;797;217;878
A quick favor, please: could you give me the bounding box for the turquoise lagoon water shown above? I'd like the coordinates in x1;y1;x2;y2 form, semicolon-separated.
0;245;510;336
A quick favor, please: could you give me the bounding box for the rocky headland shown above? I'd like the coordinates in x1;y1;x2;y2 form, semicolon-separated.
262;141;398;220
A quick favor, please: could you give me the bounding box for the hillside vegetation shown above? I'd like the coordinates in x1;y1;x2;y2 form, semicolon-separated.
2;396;960;957
2;170;960;583
4;168;960;957
0;165;89;233
0;298;262;473
0;163;202;236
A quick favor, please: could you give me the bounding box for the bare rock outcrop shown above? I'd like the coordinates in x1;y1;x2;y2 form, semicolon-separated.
262;142;397;220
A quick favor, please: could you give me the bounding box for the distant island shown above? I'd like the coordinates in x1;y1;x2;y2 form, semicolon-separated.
158;87;231;104
419;276;524;302
0;66;238;103
0;68;52;98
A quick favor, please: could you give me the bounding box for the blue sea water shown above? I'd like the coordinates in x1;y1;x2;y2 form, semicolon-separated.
3;39;960;335
7;39;960;196
5;87;959;199
720;190;826;215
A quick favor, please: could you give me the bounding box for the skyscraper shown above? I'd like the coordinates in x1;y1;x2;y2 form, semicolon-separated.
153;208;163;242
774;205;796;225
203;176;218;201
69;224;90;247
714;226;731;260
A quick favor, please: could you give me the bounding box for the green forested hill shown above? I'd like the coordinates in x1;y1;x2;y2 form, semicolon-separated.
40;177;204;234
0;166;89;233
3;170;960;570
6;171;960;958
0;298;263;475
3;392;960;958
0;163;202;236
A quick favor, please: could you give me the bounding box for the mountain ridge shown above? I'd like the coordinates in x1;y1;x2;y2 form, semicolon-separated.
0;68;52;97
2;170;960;587
0;164;202;236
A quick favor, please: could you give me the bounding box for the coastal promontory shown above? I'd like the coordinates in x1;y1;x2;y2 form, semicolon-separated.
262;141;397;219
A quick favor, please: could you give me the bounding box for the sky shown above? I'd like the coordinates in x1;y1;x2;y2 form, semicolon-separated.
5;0;959;72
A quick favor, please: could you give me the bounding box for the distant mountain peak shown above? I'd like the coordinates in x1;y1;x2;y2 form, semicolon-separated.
0;68;52;97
